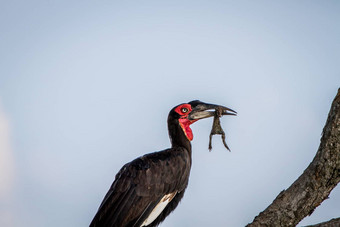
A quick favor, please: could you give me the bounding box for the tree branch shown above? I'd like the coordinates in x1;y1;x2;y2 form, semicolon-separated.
305;217;340;227
247;89;340;227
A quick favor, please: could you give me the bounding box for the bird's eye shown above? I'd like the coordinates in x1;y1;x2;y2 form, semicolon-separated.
181;108;188;113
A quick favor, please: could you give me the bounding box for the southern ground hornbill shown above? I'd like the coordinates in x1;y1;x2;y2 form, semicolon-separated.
90;100;236;227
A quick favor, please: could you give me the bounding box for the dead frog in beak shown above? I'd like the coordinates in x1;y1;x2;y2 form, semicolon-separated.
208;106;236;151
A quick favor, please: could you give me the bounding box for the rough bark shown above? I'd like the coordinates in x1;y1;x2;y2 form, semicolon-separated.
247;89;340;227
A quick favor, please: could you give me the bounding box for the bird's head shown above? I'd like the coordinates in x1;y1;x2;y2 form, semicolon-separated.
168;100;236;142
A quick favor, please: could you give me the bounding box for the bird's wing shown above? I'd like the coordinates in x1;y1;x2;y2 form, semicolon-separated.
90;147;191;227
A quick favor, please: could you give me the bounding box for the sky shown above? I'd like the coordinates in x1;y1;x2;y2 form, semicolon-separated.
0;1;339;226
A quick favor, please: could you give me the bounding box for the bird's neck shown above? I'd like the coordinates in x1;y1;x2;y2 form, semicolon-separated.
167;117;192;154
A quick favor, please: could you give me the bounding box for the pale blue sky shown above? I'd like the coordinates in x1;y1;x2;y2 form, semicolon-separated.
0;1;339;226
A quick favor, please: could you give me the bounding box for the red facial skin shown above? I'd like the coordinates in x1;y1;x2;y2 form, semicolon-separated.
174;104;198;141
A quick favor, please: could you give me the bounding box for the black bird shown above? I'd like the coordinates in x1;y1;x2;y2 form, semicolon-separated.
90;100;236;227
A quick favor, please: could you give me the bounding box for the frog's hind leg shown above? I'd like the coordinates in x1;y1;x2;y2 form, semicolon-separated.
208;133;213;151
221;133;231;151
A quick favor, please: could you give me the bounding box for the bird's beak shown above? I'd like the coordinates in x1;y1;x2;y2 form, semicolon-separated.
188;101;237;121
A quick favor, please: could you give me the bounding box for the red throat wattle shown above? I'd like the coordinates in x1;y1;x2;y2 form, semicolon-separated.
178;118;197;141
174;104;197;141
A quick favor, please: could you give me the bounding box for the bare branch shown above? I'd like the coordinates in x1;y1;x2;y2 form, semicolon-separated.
247;89;340;227
305;217;340;227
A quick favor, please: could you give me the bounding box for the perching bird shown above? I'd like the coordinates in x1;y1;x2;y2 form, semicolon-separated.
90;100;236;227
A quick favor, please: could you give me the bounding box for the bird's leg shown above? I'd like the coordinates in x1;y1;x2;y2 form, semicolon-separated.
208;107;231;151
